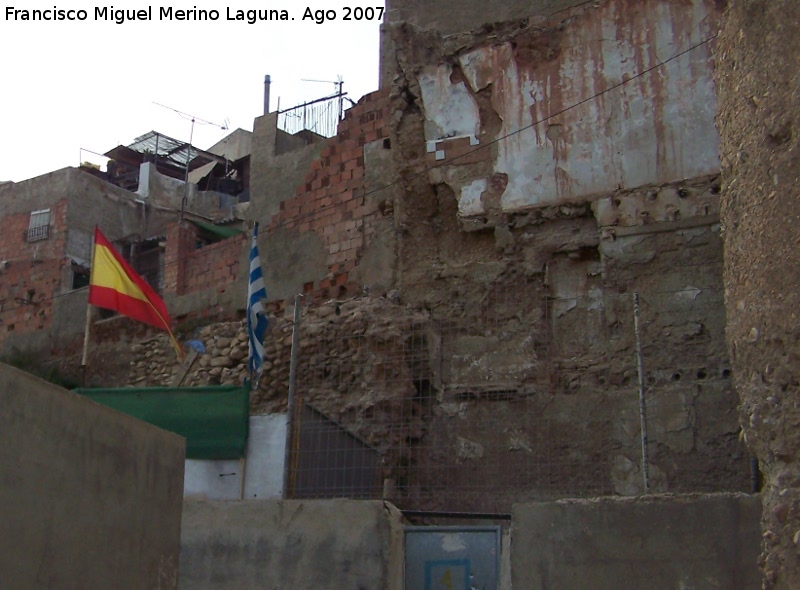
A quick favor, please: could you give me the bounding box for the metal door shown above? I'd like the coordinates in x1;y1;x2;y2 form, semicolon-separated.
404;526;500;590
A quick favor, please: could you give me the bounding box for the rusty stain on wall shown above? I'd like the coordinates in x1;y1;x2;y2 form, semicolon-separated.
419;0;721;219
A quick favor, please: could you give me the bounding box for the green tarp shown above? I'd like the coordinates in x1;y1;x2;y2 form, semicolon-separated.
188;219;244;239
74;385;249;459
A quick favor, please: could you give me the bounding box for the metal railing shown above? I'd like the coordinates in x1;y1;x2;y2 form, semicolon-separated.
277;91;348;139
24;225;51;242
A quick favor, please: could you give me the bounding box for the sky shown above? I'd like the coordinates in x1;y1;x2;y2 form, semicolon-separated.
0;1;383;182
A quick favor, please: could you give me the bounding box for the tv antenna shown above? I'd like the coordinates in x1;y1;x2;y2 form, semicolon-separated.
153;102;229;220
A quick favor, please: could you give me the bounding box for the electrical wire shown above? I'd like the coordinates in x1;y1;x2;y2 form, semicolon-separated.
0;26;721;320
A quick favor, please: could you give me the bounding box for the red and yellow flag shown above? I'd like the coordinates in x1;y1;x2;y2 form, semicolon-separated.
88;226;182;357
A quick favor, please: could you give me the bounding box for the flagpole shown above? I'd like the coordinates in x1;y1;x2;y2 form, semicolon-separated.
283;293;303;499
80;303;92;385
80;230;96;385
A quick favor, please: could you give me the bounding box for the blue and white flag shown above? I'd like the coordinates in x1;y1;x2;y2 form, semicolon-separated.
247;222;268;385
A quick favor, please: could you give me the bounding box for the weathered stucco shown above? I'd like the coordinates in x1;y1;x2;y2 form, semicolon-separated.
180;499;404;590
416;0;721;218
512;493;762;590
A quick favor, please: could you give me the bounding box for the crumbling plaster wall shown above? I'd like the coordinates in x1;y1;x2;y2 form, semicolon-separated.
376;0;746;508
117;0;744;511
380;0;591;87
411;0;720;221
715;0;800;587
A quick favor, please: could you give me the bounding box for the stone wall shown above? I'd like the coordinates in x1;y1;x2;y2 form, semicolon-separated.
715;0;800;587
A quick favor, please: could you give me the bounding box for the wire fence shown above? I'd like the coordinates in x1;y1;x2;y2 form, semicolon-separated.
282;278;750;513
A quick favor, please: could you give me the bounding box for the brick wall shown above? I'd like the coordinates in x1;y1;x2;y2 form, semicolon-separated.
267;88;391;300
163;222;247;298
0;200;69;348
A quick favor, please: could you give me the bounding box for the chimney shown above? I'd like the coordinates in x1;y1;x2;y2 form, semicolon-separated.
263;75;271;115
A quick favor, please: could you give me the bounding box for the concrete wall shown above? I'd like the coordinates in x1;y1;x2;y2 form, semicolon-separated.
178;494;759;590
249;111;327;223
380;0;589;86
512;493;762;590
179;499;404;590
207;128;252;162
257;89;396;302
0;363;185;589
137;163;238;218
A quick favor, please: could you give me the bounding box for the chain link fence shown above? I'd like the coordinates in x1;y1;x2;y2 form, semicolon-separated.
281;275;749;513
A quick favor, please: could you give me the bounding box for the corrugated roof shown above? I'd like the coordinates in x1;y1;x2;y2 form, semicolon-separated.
105;131;228;173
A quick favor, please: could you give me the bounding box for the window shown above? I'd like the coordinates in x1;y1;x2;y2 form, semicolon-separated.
25;209;51;242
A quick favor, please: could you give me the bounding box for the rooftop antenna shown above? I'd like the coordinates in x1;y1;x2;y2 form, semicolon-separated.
153;102;228;221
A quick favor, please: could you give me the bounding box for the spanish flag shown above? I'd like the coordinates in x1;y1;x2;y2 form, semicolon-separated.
88;226;182;357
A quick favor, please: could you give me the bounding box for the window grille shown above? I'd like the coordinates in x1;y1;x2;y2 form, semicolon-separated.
25;209;51;242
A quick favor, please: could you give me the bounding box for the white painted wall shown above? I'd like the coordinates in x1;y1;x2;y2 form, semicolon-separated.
183;414;287;500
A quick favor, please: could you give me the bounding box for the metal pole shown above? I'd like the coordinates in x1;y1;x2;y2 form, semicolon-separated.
337;79;344;121
283;293;303;498
633;292;650;494
80;231;96;386
179;119;195;222
264;74;271;115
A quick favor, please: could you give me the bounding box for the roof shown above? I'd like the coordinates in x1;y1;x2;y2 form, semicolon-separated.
105;131;229;174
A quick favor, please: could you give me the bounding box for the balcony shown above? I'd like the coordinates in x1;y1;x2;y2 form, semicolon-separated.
25;225;51;242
